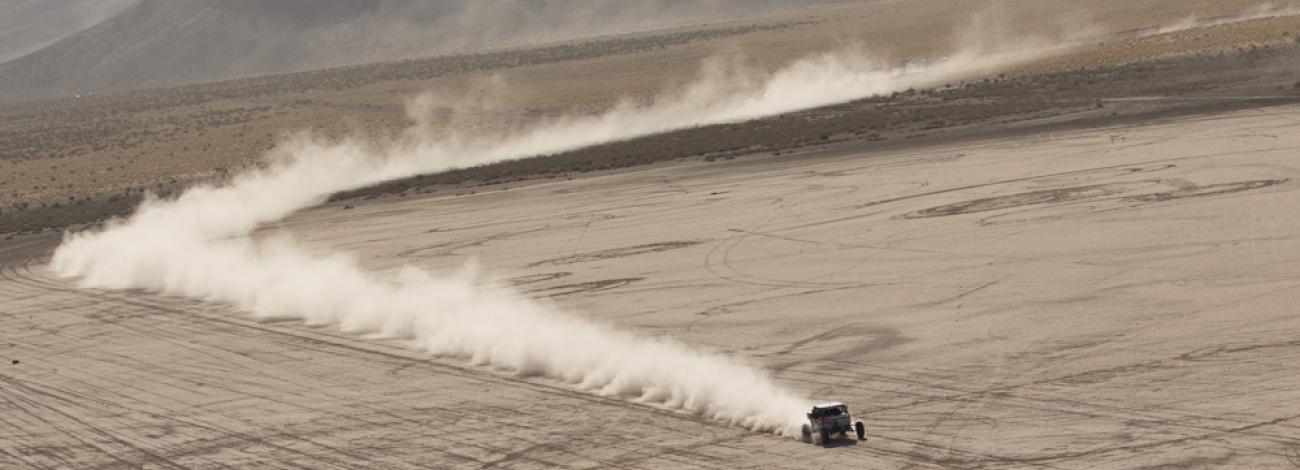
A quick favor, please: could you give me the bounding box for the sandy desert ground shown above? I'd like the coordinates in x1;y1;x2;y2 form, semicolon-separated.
3;100;1299;468
4;1;1300;469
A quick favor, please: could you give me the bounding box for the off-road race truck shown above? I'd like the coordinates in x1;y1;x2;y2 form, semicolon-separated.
801;402;865;446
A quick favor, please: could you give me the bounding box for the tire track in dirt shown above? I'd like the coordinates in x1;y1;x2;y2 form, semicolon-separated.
772;144;1300;234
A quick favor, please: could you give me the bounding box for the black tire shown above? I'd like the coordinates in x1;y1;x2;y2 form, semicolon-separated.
820;428;831;447
801;424;812;443
855;421;866;440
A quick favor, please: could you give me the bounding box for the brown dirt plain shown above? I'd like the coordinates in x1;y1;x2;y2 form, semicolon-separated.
3;0;1300;468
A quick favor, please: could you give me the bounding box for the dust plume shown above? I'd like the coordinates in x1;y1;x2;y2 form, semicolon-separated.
49;28;1070;435
1150;3;1300;35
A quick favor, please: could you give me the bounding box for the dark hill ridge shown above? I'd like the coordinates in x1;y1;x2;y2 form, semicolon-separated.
0;0;843;103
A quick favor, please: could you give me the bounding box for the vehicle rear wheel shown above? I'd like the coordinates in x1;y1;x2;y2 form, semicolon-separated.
855;421;865;440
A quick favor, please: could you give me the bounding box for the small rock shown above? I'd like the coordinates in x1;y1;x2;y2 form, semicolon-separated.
11;360;18;365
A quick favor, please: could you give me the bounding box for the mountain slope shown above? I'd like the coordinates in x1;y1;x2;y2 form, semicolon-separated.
0;0;136;63
0;0;841;103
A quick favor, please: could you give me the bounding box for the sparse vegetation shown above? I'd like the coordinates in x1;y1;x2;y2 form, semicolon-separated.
2;21;805;107
4;19;1300;237
330;46;1300;203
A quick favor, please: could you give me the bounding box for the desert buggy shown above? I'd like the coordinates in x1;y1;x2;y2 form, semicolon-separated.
801;402;865;446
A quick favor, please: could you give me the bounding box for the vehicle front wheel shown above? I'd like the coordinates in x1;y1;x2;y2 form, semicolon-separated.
801;424;812;443
855;421;866;440
820;429;831;447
